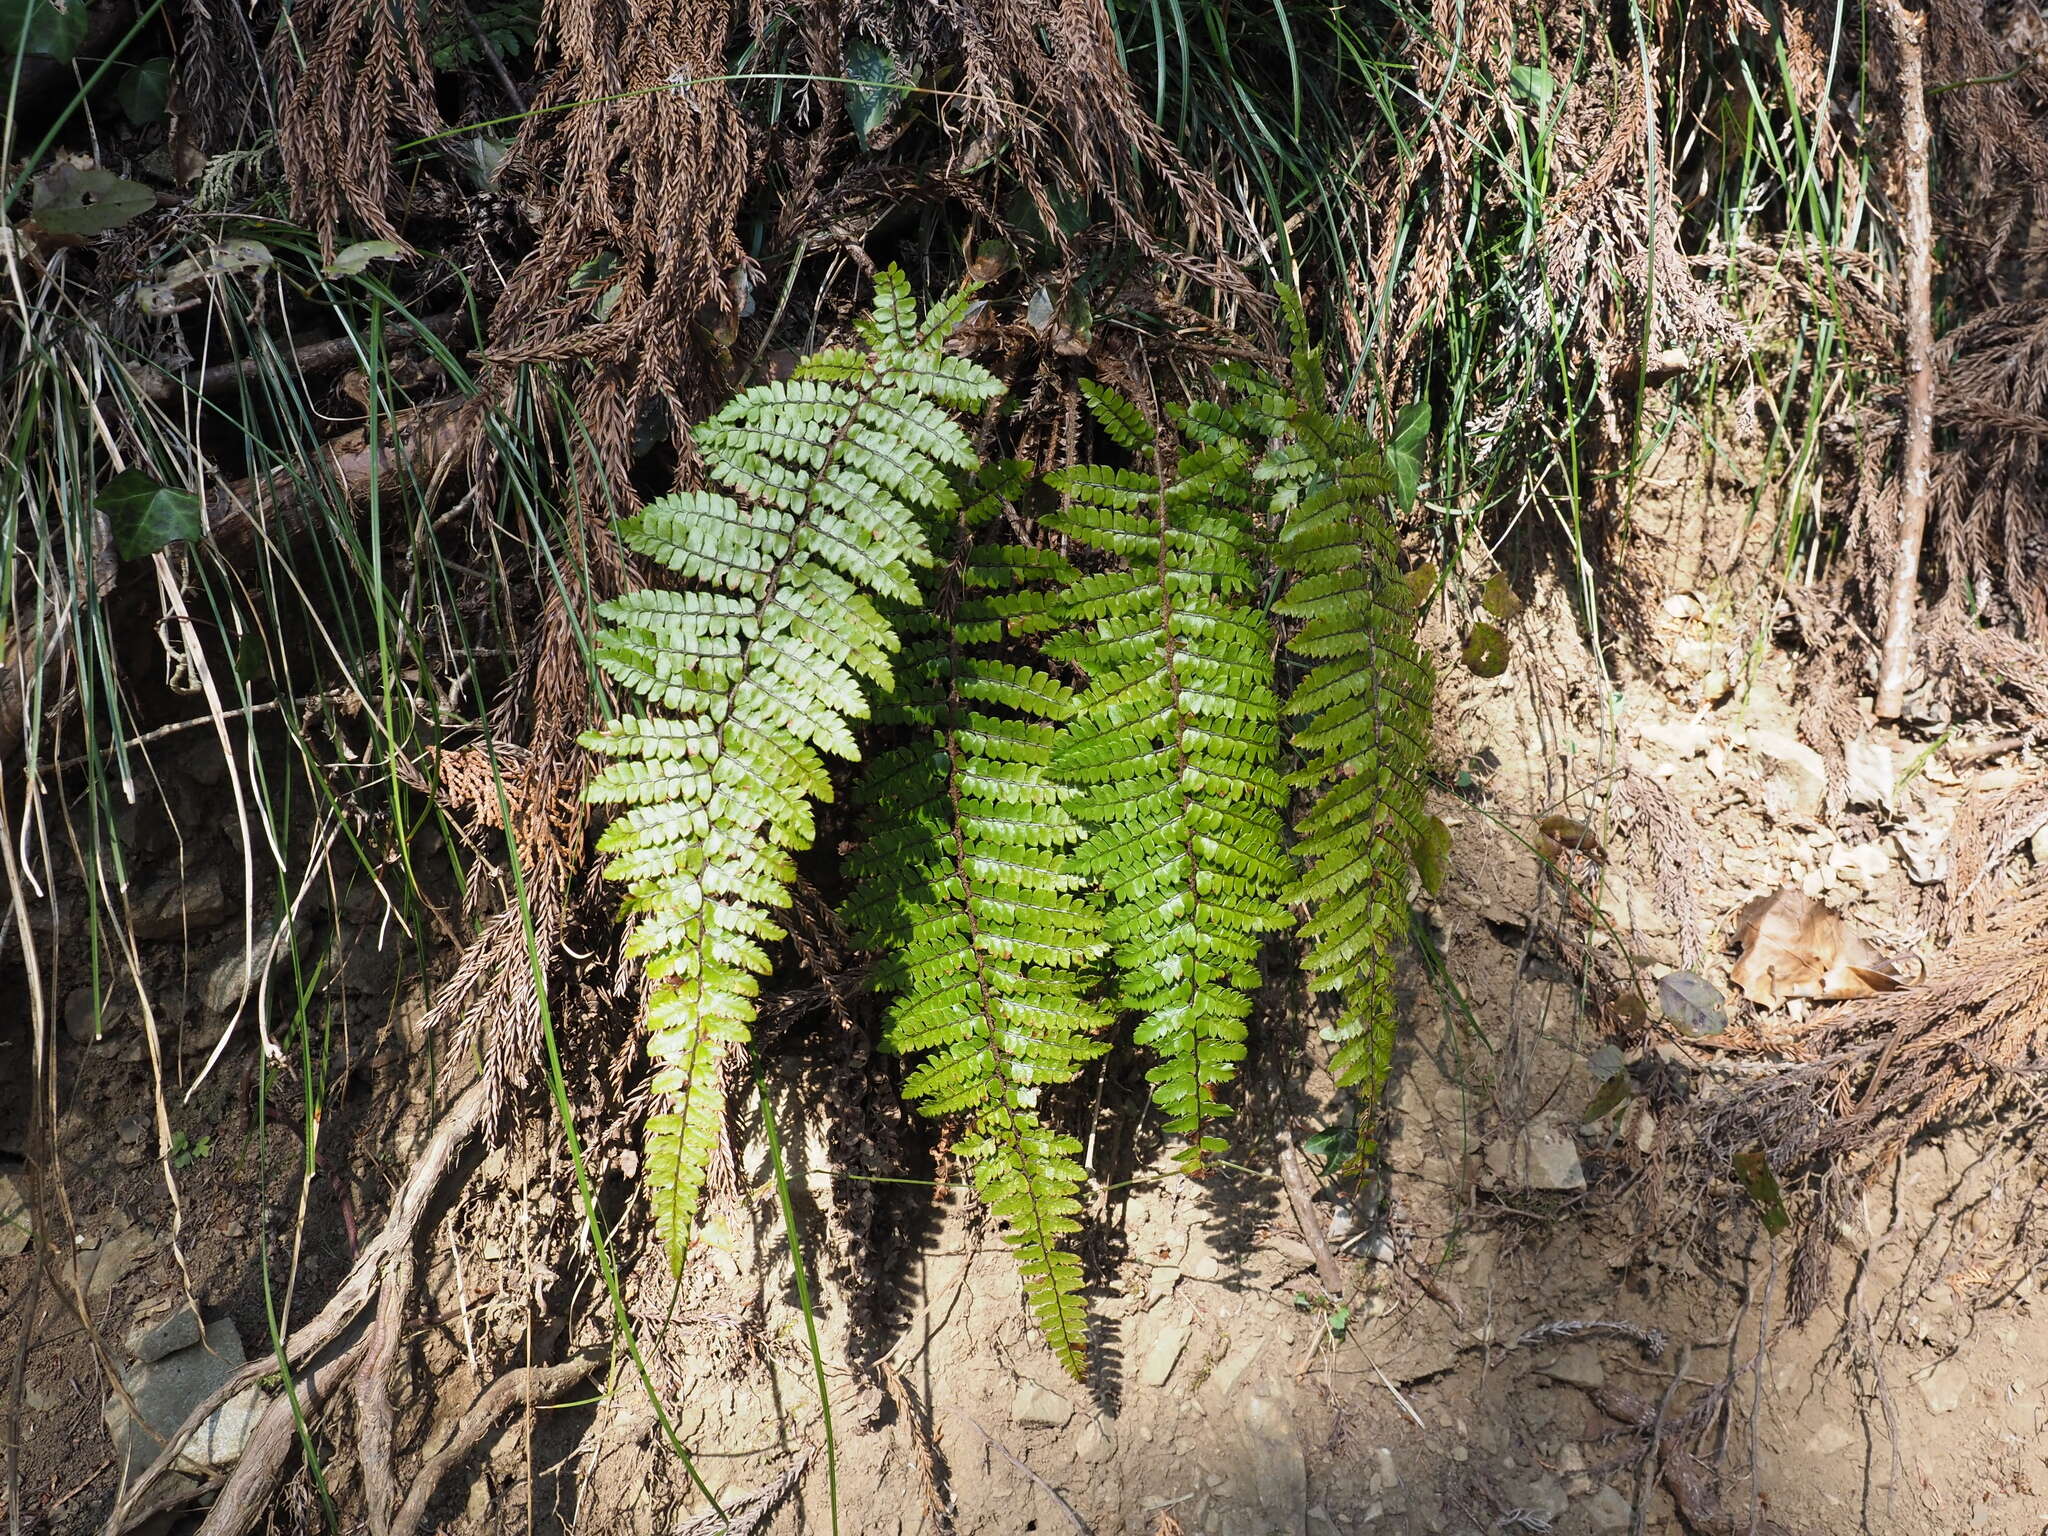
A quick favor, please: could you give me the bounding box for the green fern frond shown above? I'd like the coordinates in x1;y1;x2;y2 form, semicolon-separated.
1265;316;1434;1103
584;268;1000;1270
846;462;1110;1377
1047;383;1291;1172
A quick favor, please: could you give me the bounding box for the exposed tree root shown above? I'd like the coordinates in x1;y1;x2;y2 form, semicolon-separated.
1594;1385;1802;1536
105;1076;493;1534
389;1352;605;1536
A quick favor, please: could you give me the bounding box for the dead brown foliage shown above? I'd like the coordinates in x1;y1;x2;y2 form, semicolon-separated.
272;0;444;255
1686;863;2048;1320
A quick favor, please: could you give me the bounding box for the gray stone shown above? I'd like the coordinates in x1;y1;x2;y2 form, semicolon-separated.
203;923;287;1014
1500;1473;1569;1520
1806;1421;1856;1456
1140;1319;1191;1388
64;980;143;1045
1749;731;1827;821
1009;1380;1074;1429
1916;1359;1969;1416
85;1227;153;1315
1237;1393;1308;1536
24;1375;67;1411
1201;1338;1264;1411
1370;1446;1397;1493
1844;736;1895;813
1485;1115;1585;1191
129;869;228;940
129;1303;202;1363
0;1175;27;1257
104;1316;249;1479
1585;1485;1632;1531
188;1386;265;1468
1075;1419;1115;1464
1539;1342;1606;1389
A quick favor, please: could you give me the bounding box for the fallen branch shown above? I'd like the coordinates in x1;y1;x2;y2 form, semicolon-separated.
1874;0;1936;720
133;314;466;404
209;395;477;555
1275;1129;1346;1297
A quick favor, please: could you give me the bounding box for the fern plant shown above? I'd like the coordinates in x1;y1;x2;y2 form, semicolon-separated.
844;462;1110;1376
1259;310;1435;1105
587;274;1433;1372
582;270;1000;1268
1044;380;1293;1172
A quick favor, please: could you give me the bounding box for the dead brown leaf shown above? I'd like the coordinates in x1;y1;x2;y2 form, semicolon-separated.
1730;889;1907;1007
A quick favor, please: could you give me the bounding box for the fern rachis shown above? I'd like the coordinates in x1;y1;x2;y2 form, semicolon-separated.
1262;312;1435;1103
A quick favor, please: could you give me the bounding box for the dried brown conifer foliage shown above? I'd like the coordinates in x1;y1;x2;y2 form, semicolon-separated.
272;0;1245;495
479;0;751;490
1827;2;2048;687
273;0;446;251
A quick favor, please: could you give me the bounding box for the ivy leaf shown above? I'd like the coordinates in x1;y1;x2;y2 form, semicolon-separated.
1658;970;1727;1037
1301;1124;1356;1168
1461;622;1510;678
99;470;203;559
1580;1072;1631;1125
116;56;172;124
322;240;402;278
0;0;87;60
1731;1147;1791;1236
1386;399;1430;510
28;164;154;238
1479;571;1523;621
844;37;903;148
1401;561;1439;614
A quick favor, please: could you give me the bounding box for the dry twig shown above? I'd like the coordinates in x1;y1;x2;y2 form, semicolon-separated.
1874;0;1936;719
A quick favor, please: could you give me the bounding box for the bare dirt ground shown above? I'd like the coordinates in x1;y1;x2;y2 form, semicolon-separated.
6;443;2047;1536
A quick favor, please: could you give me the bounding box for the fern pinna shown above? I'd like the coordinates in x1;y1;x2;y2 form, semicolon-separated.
845;462;1110;1376
1261;318;1434;1105
582;270;1001;1269
1045;381;1292;1173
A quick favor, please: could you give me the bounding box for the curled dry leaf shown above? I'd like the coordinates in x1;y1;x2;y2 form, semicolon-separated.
1730;889;1907;1007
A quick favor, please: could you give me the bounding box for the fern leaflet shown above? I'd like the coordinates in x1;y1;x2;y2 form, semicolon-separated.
584;270;1001;1269
846;462;1110;1376
1046;381;1292;1172
1264;297;1434;1100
